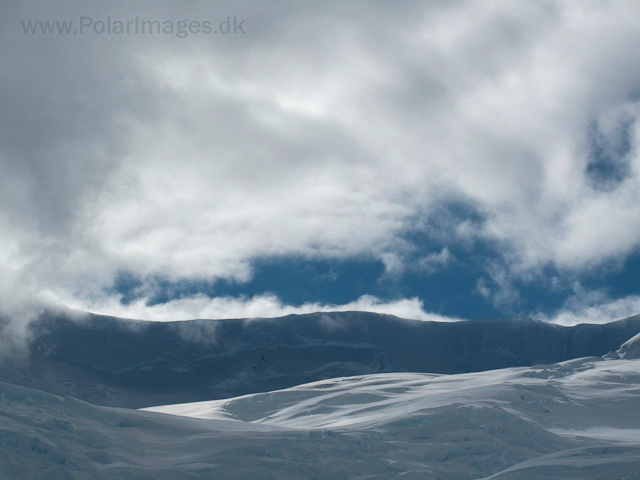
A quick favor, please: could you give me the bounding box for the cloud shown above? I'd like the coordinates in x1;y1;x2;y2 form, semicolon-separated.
1;1;640;321
536;285;640;326
416;247;452;273
58;292;463;323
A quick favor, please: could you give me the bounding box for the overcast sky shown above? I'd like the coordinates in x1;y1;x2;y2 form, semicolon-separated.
1;0;640;325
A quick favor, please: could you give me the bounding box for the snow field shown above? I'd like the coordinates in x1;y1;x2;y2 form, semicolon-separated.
2;354;640;478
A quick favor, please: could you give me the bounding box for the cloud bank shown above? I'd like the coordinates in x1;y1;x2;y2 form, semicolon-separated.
60;293;461;323
537;285;640;326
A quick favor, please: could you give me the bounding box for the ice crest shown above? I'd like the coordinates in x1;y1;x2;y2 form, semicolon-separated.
618;332;640;359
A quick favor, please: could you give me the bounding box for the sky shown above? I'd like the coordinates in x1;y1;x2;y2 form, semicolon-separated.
1;0;640;326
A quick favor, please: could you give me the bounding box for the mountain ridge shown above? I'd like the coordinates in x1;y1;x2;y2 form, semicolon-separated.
1;310;639;408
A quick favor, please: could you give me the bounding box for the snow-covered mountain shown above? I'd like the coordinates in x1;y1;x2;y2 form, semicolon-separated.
3;346;640;479
2;311;640;409
2;311;640;478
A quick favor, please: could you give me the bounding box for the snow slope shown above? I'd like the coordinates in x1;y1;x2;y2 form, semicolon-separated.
3;355;640;479
618;332;640;359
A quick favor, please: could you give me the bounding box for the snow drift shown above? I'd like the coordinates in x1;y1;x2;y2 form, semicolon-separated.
617;331;640;359
3;354;640;479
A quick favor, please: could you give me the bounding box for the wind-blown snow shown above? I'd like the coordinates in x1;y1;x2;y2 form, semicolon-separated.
3;355;640;478
617;331;640;359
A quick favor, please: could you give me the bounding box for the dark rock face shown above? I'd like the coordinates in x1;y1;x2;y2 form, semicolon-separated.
2;311;639;408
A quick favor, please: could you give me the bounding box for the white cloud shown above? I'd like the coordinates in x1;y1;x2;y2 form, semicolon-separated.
380;252;405;277
416;247;452;273
58;292;462;323
1;1;640;320
536;285;640;326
